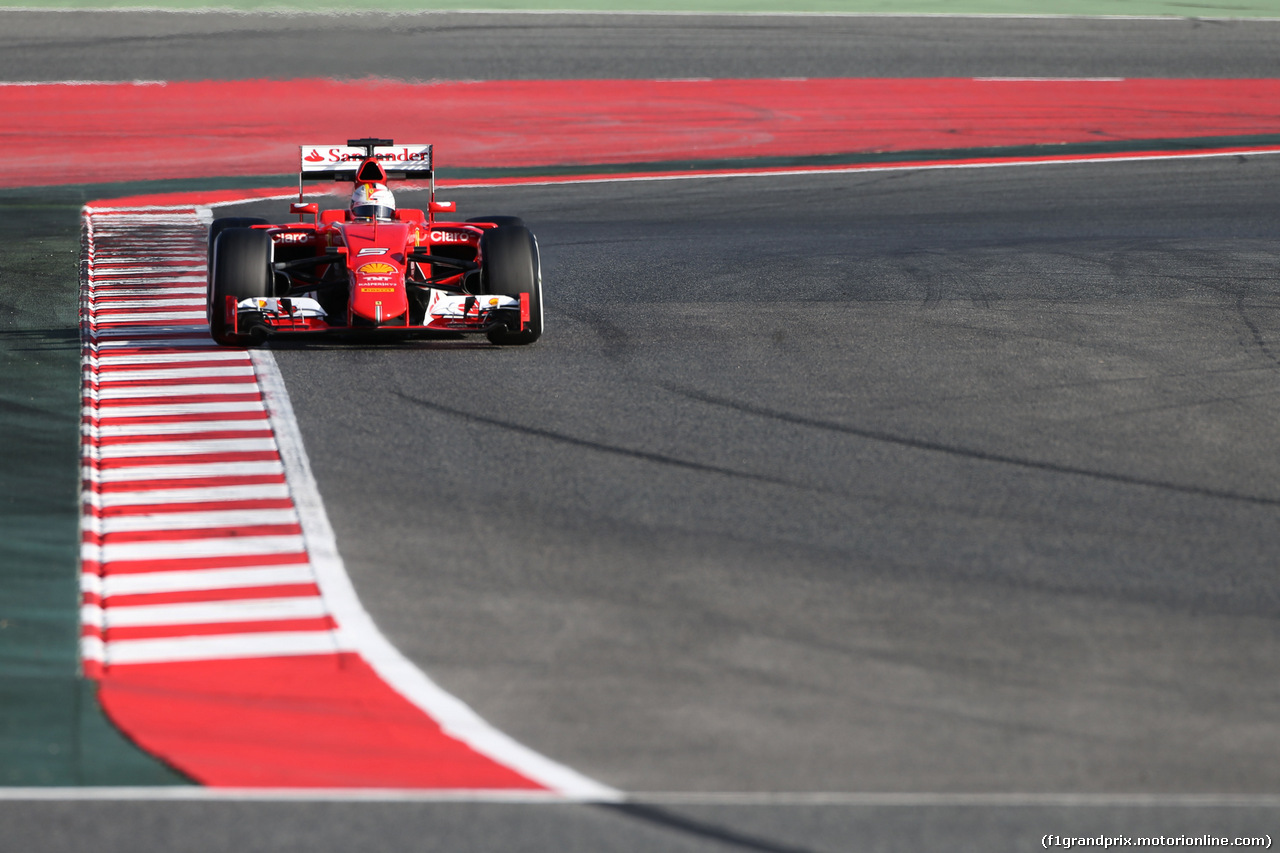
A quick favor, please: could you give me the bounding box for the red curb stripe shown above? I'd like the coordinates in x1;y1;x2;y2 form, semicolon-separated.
104;584;323;607
103;618;338;642
93;295;206;303
93;499;297;516
84;346;223;356
87;552;311;575
85;412;271;426
88;359;252;370
89;376;259;389
90;430;275;445
87;451;283;468
96;656;540;789
84;393;264;406
89;475;287;492
86;524;304;544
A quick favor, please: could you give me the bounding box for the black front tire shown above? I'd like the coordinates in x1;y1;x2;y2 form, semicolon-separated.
479;225;543;346
207;217;268;285
208;228;272;346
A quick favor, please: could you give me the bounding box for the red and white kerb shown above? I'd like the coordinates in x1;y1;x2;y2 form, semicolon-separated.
78;202;615;797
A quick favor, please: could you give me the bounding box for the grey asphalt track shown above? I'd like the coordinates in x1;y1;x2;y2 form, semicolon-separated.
0;10;1277;80
5;9;1280;853
258;158;1280;798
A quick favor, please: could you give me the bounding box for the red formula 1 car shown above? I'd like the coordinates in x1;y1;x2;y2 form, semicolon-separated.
206;138;542;346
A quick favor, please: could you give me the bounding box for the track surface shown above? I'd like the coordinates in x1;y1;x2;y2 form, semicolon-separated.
7;10;1280;852
255;158;1280;794
2;11;1278;80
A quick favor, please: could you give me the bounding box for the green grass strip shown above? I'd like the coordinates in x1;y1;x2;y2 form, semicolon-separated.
0;188;189;786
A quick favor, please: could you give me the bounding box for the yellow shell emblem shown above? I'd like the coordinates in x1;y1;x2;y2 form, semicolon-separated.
357;262;397;274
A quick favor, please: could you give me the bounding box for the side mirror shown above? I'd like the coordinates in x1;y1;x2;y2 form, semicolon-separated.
291;202;319;221
429;201;456;213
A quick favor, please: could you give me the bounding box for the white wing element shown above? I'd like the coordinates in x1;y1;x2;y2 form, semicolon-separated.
300;144;433;173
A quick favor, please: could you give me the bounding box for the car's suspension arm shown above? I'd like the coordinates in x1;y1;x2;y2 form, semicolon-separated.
405;251;480;294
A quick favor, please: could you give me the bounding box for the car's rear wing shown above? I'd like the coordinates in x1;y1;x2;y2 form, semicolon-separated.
299;141;433;183
296;138;437;208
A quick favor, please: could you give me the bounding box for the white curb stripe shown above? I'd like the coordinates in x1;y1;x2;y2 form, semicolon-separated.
94;366;256;381
85;565;319;598
83;484;291;507
87;403;267;419
87;348;247;360
96;439;279;457
90;632;351;666
82;461;284;483
88;383;260;400
95;509;300;533
87;422;272;439
86;535;306;562
84;597;329;628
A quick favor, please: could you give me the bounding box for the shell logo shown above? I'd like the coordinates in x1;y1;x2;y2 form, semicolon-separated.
357;262;397;274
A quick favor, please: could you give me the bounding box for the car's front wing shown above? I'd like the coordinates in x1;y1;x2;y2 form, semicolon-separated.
221;291;530;337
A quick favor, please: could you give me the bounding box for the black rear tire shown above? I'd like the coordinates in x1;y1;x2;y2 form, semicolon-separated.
479;225;543;346
208;228;272;346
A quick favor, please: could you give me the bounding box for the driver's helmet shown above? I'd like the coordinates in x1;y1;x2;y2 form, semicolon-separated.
350;182;396;220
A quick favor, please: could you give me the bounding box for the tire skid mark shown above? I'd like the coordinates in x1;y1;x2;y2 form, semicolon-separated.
661;383;1280;507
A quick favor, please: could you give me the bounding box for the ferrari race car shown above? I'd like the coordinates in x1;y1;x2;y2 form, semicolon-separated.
206;138;543;346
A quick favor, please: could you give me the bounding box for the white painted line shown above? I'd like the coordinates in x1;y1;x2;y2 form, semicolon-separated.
92;299;206;310
1;786;1278;806
85;329;211;341
86;534;305;562
94;366;256;381
86;565;318;597
79;635;105;663
87;267;203;276
84;212;201;224
95;439;275;458
81;460;284;483
90;302;206;311
87;596;328;628
86;420;271;438
89;255;201;261
88;270;203;277
82;483;290;507
101;631;349;666
91;313;206;324
86;402;267;418
95;508;299;532
437;146;1280;193
251;345;623;802
87;285;203;292
88;278;205;287
87;288;206;297
88;383;259;400
85;351;248;366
